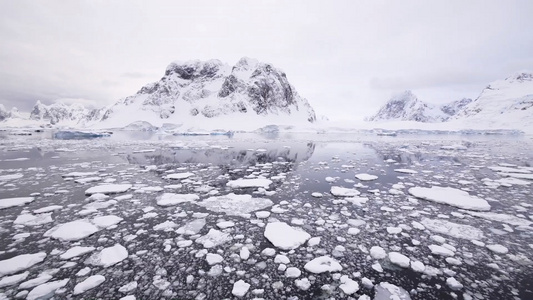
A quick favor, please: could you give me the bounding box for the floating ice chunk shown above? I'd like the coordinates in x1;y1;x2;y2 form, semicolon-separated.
261;248;276;256
285;267;301;278
355;173;378;181
45;220;100;241
62;171;99;178
153;220;178;231
0;252;46;276
339;275;359;294
307;237;321;247
420;218;484;240
18;272;54;289
348;227;360;235
227;178;272;189
255;211;271;219
295;278;311;291
428;245;455;257
156;193;199;206
75;177;102;184
176;219;206;235
119;295;136;300
370;246;387;260
486;244;509;254
33;205;63;214
394;169;418;174
165;172;194;180
60;246;96;260
408;186;491;211
264;222;310;250
275;254;290;264
0;271;29;288
304;256;343;274
499;173;533;180
240;247;250;260
0;197;34;209
85;184;132;195
388;252;410;268
441;144;467;150
374;282;412;300
92;215;123;229
330;186;360;197
311;192;323;198
386;227;402;234
85;244;128;267
232;280;250;298
463;211;532;226
196;229;232;248
14;213;53;226
73;275;105;295
197;193;273;216
446;277;463;291
488;166;531;174
0;173;24;181
206;253;224;265
372;262;383;272
118;281;138;293
26;279;69;300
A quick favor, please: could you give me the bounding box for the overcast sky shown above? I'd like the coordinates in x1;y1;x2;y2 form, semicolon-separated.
1;0;532;120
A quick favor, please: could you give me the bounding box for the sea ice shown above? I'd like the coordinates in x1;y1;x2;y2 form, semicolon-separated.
370;246;387;260
92;215;123;229
197;193;273;216
0;271;29;288
304;256;343;273
0;197;34;209
428;245;455;257
330;186;360;197
14;213;53;226
26;279;69;300
264;222;310;250
486;244;509;254
355;173;378;181
408;186;491;211
165;172;194;180
388;252;410;268
394;169;418;174
232;279;250;298
196;229;232;248
463;211;532;226
339;275;359;294
60;246;96;260
0;252;47;276
156;193;199;206
374;282;412;300
85;244;128;267
85;184;132;195
44;220;100;241
73;275;105;295
420;218;484;240
227;178;273;189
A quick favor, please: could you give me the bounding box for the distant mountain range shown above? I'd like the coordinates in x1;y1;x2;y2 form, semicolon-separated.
367;90;472;122
3;57;316;130
368;73;533;128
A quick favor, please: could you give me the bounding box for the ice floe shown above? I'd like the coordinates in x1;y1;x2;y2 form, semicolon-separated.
85;184;132;195
156;193;199;206
0;252;46;276
304;256;343;273
85;244;128;267
226;178;272;189
408;186;491;211
264;222;310;250
0;197;34;209
420;218;485;240
330;186;360;197
197;193;273;216
73;275;105;295
44;220;100;241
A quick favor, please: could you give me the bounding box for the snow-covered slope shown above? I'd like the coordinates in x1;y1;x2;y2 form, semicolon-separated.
368;91;449;122
452;73;533;129
0;104;22;121
91;57;316;130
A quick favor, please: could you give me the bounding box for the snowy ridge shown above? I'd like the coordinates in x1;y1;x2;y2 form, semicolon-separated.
28;100;102;126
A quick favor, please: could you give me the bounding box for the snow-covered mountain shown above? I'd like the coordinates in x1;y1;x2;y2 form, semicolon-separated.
92;57;316;130
29;100;96;125
452;73;533;128
0;104;22;121
368;90;453;122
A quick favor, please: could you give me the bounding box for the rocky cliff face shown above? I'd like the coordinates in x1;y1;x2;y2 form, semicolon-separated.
97;57;316;128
